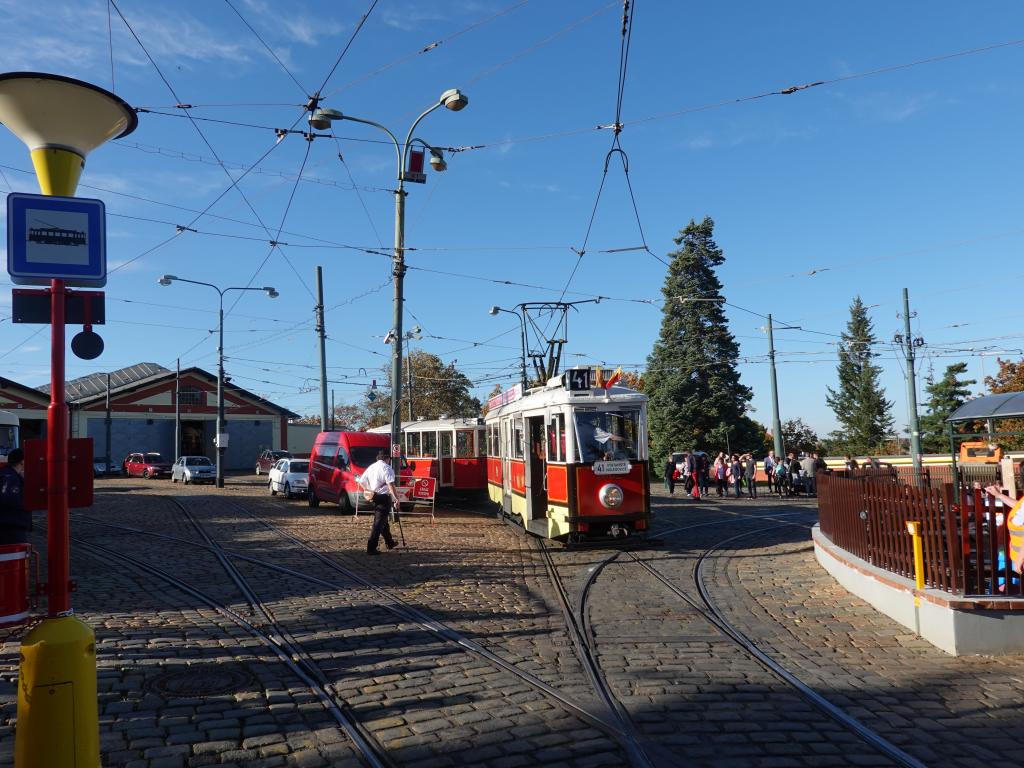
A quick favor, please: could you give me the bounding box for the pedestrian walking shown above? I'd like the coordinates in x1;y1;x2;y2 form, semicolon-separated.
664;456;675;495
774;460;788;497
359;450;400;555
787;452;802;496
0;449;29;545
688;451;701;499
744;453;757;498
714;453;727;497
730;454;742;497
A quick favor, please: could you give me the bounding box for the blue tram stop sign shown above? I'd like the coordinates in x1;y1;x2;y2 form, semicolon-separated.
7;192;106;287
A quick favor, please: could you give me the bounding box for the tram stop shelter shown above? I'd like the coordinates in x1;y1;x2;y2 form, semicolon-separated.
946;392;1024;492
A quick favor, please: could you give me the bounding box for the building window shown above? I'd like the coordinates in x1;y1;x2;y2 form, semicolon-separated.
179;386;202;406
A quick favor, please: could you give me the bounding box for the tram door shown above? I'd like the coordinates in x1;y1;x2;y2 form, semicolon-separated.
500;419;512;514
525;416;548;520
439;431;453;487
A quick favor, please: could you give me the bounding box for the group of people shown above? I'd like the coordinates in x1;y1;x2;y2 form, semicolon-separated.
664;448;828;499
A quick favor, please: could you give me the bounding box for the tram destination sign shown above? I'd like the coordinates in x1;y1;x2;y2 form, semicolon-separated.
7;192;106;287
593;459;631;475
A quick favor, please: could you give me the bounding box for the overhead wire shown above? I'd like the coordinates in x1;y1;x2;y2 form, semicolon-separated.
223;0;309;97
315;0;380;96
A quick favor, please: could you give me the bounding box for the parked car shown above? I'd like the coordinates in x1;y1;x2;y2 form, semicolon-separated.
93;457;117;477
123;452;173;479
268;458;309;499
308;431;411;512
255;449;291;475
171;455;216;485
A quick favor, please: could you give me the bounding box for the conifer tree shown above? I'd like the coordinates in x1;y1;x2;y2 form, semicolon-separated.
919;362;975;452
825;297;894;452
644;217;754;464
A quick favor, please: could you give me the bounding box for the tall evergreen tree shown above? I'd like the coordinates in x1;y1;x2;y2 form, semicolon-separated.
644;217;754;464
825;297;894;452
919;362;975;452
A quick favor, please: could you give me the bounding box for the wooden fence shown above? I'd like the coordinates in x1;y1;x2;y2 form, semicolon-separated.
817;472;1021;597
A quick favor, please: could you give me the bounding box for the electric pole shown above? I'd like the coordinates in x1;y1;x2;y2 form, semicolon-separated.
315;266;329;431
767;314;784;459
895;288;924;477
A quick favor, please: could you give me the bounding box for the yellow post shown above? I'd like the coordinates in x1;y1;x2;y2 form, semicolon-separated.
15;146;100;768
906;521;925;607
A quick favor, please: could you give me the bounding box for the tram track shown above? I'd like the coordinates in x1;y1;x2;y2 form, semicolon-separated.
625;518;927;768
71;494;637;763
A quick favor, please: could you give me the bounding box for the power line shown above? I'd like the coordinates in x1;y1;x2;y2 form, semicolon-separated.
223;0;309;97
315;0;380;95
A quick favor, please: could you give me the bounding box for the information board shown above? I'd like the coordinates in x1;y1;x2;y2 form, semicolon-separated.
7;192;106;287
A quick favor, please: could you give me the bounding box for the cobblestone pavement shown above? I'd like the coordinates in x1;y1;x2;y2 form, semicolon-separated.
0;477;1021;767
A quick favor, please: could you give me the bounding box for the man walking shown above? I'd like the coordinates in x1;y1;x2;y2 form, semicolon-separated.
800;452;817;496
359;450;399;555
688;451;701;500
744;453;757;498
0;449;29;545
663;456;675;495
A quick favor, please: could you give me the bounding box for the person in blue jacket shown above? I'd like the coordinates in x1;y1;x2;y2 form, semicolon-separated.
0;449;29;545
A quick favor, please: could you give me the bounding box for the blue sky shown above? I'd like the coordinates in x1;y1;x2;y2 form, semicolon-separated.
1;0;1022;439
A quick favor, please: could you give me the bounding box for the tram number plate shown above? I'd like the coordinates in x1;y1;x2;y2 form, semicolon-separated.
566;368;592;391
593;460;631;475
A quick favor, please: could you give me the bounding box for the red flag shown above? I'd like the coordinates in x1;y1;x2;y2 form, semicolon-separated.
604;367;622;389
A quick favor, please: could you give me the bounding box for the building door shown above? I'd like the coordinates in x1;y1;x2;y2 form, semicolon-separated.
501;420;512;515
182;421;205;457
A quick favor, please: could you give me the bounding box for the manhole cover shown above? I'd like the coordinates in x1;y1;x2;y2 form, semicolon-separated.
145;664;256;698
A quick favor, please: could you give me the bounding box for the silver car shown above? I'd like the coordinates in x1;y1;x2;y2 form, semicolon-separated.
171;455;216;485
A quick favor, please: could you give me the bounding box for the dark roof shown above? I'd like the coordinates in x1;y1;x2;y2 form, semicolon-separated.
36;362;298;418
947;392;1024;422
0;376;51;404
38;362;169;399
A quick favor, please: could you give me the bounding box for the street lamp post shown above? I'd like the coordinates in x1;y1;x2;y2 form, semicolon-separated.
159;275;277;487
488;306;528;389
310;89;468;477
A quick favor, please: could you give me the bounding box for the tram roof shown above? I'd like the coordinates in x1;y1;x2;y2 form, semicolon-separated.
367;417;484;433
487;383;645;418
947;392;1024;423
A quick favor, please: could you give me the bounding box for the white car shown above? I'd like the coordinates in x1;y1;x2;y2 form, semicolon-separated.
269;458;309;499
171;455;216;484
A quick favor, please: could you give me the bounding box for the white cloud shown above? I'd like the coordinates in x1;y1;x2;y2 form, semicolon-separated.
239;0;345;45
688;135;714;150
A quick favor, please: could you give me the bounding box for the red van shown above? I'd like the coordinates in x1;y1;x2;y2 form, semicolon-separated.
308;431;411;512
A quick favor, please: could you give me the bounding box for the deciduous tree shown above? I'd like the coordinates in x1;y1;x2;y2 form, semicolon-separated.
366;350;481;428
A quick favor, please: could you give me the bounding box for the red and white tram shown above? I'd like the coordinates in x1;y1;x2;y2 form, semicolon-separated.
485;369;651;542
369;418;487;491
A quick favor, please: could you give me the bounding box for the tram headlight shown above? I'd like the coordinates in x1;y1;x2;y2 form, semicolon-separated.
599;484;624;509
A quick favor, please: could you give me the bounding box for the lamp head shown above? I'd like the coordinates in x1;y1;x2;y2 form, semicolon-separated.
0;72;137;156
488;306;500;316
158;274;177;286
264;287;279;299
0;72;137;195
440;88;468;112
309;107;342;131
428;149;447;172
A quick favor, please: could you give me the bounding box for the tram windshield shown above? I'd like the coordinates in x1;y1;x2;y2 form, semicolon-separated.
0;424;17;457
573;409;641;463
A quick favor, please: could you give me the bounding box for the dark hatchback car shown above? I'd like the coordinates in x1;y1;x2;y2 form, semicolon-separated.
123;452;173;479
256;449;291;475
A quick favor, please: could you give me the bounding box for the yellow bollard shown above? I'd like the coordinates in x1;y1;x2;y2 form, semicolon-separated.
906;521;925;606
15;616;99;767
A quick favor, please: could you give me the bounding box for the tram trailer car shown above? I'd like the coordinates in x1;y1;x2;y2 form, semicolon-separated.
368;418;486;491
0;411;19;467
485;369;650;543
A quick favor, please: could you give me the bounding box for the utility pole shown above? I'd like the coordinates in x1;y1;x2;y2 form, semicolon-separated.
767;314;784;459
896;288;924;477
174;359;180;461
105;372;112;472
331;389;335;430
315;266;328;431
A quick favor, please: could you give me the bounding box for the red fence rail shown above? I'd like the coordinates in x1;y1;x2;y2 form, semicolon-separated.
817;472;1020;597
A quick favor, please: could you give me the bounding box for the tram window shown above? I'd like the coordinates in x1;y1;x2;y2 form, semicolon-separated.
500;421;508;457
478;429;486;457
406;432;421;457
487;424;496;457
512;420;525;459
421;431;437;457
456;430;474;458
547;414;566;462
573;409;640;463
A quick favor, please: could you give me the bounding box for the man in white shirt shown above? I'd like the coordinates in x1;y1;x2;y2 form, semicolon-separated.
359;450;399;555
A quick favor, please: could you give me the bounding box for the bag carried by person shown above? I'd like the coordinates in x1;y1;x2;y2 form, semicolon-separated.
362;488;375;502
